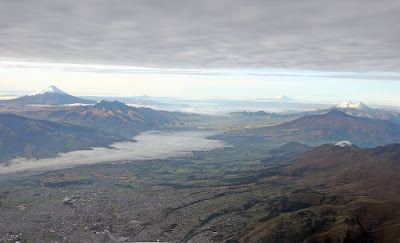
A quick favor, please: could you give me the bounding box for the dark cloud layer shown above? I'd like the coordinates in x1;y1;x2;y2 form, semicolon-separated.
0;0;399;72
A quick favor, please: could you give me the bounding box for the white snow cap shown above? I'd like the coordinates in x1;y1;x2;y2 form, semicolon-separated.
29;85;68;96
274;94;293;101
337;100;368;109
334;141;353;148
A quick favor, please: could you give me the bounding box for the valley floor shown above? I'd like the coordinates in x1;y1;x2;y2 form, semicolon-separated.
1;140;400;242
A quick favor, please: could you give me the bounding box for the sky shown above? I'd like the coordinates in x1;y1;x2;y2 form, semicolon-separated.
0;1;400;105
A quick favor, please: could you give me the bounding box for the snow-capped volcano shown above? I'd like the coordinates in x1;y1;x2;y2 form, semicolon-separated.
1;85;95;106
29;85;68;96
336;101;369;109
274;94;293;101
334;141;353;148
330;100;400;125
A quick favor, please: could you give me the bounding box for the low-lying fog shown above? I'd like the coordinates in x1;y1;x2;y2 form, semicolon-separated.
0;131;228;175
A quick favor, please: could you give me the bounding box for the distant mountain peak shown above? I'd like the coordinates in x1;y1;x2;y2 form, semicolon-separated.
337;100;369;109
334;141;353;148
274;94;293;101
29;85;68;96
1;86;94;106
94;100;130;110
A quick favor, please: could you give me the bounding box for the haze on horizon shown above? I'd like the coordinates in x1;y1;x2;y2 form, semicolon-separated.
0;1;399;105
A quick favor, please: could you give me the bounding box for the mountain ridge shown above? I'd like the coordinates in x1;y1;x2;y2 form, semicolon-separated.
233;142;400;242
261;141;313;164
0;113;124;161
230;101;400;125
224;109;400;147
9;100;186;137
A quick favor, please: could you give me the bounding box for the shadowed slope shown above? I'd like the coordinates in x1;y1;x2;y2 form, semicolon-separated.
0;114;124;161
224;110;400;147
8;100;186;137
232;143;400;242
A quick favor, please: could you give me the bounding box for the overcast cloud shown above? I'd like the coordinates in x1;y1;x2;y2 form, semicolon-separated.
0;0;399;72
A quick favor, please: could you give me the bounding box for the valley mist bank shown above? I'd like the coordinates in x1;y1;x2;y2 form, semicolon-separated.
0;131;228;175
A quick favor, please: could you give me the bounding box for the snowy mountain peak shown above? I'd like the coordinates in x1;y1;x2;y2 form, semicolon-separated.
335;141;353;148
274;94;293;101
29;85;68;96
337;101;369;109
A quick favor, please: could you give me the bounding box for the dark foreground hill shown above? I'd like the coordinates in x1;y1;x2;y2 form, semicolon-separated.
0;114;124;161
231;142;400;242
224;110;400;147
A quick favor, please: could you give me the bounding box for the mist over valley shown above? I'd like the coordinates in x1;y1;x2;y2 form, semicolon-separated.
0;131;228;175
